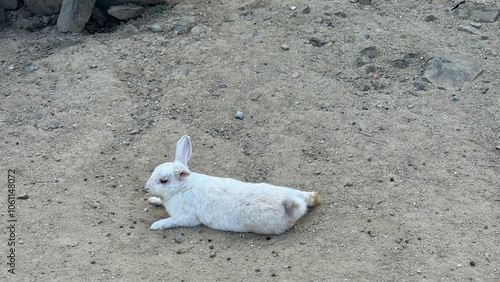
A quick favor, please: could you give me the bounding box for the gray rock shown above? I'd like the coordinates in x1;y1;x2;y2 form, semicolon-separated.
108;4;145;21
333;10;346;18
24;0;62;16
191;24;207;35
57;0;96;33
148;23;163;32
0;0;19;10
237;0;270;10
423;56;483;89
174;234;185;243
457;25;481;35
250;90;262;101
172;20;188;32
359;0;372;5
356;46;377;66
453;3;499;22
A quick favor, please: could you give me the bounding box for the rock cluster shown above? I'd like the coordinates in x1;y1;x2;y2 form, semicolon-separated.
1;0;170;32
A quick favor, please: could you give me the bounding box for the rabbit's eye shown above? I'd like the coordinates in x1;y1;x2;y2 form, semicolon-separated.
159;177;169;184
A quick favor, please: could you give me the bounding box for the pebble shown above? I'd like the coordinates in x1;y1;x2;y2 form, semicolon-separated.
174;234;186;243
129;129;142;135
191;24;208;35
334;10;346;18
148;24;163;32
235;110;244;120
17;193;29;199
280;44;290;51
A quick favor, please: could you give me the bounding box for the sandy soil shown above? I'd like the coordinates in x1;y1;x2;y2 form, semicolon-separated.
1;0;499;281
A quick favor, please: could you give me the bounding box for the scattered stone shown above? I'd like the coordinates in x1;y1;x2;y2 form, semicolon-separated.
280;44;290;51
129;129;142;135
333;10;346;18
148;23;163;32
108;4;145;21
469;21;481;28
172;20;188;32
308;37;327;47
424;15;437;22
457;25;481;35
250;90;262;101
414;82;426;91
89;202;99;209
302;6;311;14
17;193;29;199
235;110;244;120
237;0;270;10
57;0;96;33
209;252;216;258
174;234;185;243
359;0;372;5
263;11;272;21
423;56;483;89
356;46;376;66
191;24;208;35
123;24;139;35
360;63;376;75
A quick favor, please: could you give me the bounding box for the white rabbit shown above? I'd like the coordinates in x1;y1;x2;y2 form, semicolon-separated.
145;135;320;235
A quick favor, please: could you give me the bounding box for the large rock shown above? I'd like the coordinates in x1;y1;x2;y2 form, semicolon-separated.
423;56;483;89
0;0;19;10
95;0;166;8
24;0;63;16
57;0;96;33
108;4;145;21
453;3;499;22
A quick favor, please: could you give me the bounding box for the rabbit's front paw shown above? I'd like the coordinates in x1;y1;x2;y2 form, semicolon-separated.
148;196;163;206
150;219;170;230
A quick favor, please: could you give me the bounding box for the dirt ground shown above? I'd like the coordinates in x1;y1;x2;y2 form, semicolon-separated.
1;0;499;281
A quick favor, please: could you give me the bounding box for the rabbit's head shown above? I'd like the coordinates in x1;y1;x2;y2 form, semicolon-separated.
146;135;192;199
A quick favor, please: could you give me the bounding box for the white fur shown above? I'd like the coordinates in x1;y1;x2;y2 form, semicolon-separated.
145;135;319;235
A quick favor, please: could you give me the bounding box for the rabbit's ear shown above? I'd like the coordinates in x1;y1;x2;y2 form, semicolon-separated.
174;163;191;179
175;135;192;165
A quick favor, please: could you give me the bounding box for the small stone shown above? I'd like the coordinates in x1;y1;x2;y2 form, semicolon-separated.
302;6;311;14
174;234;185;243
191;24;207;35
129;129;142;135
209;252;216;258
17;193;29;200
172;20;188;32
250;90;262;101
89;202;99;209
424;15;437;22
148;23;163;32
469;21;481;28
280;44;290;51
308;37;327;47
123;24;139;35
333;10;346;18
108;4;145;21
235;111;244;120
359;0;372;5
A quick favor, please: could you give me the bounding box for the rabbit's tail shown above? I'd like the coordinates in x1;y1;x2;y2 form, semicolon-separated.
305;192;320;207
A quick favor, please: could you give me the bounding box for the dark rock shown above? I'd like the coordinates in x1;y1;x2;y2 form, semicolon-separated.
356;46;377;66
308;37;328;47
424;15;437;22
57;0;96;33
423;56;483;89
0;0;19;10
172;20;188;32
24;0;62;16
457;25;481;35
91;6;107;26
108;4;145;21
359;0;372;5
0;9;6;23
302;6;311;14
